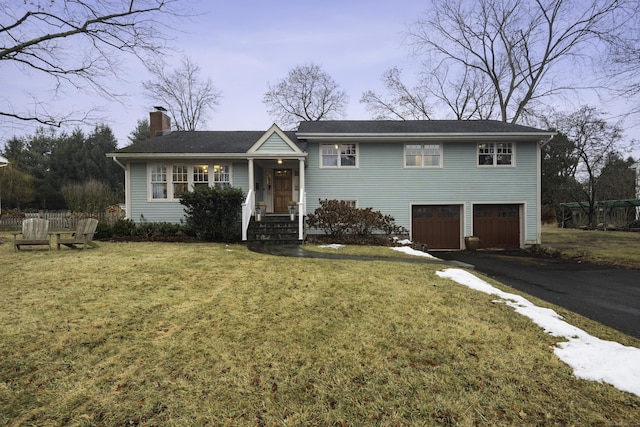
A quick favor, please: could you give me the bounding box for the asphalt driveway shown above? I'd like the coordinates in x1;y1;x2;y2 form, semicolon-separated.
436;250;640;339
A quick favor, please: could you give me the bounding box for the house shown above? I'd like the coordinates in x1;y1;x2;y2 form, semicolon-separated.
108;110;555;249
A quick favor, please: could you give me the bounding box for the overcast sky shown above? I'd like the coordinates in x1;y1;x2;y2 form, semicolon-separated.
2;0;639;154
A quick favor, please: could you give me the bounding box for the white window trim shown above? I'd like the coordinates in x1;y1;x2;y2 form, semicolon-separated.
319;143;359;169
404;143;443;168
147;162;233;202
149;164;168;201
477;142;516;167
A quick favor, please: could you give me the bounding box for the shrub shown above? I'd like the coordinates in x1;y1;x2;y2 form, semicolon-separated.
180;186;245;242
110;219;137;237
60;179;119;214
134;222;184;239
306;199;407;244
94;221;112;240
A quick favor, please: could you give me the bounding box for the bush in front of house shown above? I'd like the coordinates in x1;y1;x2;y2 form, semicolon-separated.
180;186;245;242
306;199;408;245
96;219;192;241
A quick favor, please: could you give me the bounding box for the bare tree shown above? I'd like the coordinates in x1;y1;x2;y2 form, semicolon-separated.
606;9;640;113
360;67;432;120
552;106;624;227
0;0;179;127
361;66;498;120
403;0;632;123
263;63;348;130
143;56;222;131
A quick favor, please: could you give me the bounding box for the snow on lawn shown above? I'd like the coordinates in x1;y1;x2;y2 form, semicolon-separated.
390;246;436;258
317;244;344;249
437;268;640;397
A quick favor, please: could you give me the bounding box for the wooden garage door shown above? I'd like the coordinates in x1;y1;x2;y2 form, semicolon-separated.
473;204;520;249
412;205;461;250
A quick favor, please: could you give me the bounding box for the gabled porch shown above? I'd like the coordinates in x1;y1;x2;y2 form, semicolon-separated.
240;124;307;242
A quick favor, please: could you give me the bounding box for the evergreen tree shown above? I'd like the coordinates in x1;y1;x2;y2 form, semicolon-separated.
128;119;150;145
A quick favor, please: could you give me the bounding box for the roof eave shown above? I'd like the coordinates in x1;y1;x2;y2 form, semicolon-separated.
295;132;556;142
106;152;308;160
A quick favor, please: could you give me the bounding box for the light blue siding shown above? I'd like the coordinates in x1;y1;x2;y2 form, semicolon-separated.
304;141;540;244
255;133;296;153
128;160;250;223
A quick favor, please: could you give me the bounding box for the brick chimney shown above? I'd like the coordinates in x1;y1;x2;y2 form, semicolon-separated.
149;107;171;138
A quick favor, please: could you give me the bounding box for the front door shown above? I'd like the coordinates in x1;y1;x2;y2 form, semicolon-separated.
273;169;292;214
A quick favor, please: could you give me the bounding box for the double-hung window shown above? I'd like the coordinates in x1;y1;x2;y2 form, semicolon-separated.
321;143;358;168
193;165;209;189
405;143;442;168
173;164;188;197
213;164;230;188
150;164;167;199
150;163;231;200
478;142;514;166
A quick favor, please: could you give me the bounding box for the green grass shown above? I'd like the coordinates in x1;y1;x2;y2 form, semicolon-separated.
541;226;640;268
1;237;639;426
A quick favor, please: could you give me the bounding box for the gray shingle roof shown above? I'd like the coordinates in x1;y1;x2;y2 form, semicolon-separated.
113;120;552;155
116;131;304;154
296;120;550;134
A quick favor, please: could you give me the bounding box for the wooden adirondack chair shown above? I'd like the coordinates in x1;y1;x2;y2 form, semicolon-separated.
12;218;51;251
55;218;99;250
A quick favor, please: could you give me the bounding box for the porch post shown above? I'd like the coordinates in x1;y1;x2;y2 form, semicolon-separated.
298;158;305;241
248;158;255;196
298;158;305;197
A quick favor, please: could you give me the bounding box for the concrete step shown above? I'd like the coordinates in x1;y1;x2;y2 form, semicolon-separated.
247;216;302;243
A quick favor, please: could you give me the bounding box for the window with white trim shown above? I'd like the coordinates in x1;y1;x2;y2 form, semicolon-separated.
405;143;442;167
193;165;209;189
478;142;514;166
213;164;230;188
173;164;188;197
150;164;167;199
149;163;231;200
321;143;358;168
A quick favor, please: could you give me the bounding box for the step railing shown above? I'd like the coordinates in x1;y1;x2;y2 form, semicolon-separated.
241;189;255;241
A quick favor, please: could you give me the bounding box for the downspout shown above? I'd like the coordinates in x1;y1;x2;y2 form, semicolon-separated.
539;134;555;147
112;156;126;171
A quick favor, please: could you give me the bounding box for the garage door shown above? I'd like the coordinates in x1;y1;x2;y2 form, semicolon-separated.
473;204;520;249
412;205;461;250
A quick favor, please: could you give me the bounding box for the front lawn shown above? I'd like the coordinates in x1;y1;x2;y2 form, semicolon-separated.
1;239;639;426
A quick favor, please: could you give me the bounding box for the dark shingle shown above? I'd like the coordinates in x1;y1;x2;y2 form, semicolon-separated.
116;131;304;154
296;120;549;134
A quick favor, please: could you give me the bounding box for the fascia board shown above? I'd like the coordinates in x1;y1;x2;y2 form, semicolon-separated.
296;132;556;142
247;123;304;154
107;152;307;160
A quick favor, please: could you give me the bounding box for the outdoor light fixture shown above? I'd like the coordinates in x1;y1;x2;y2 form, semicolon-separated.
277;159;283;164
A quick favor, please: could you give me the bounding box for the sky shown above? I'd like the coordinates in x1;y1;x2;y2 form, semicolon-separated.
387;246;640;397
2;0;639;156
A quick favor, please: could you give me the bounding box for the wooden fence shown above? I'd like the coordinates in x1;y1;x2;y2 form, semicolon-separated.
0;211;125;231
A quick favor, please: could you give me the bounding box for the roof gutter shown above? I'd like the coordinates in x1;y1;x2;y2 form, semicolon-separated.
106;152;308;160
110;155;126;170
539;133;556;147
296;132;557;142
